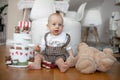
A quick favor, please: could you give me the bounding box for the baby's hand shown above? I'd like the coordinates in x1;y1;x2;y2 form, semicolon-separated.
35;45;41;52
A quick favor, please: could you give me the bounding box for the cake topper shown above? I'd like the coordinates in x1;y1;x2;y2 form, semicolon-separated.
15;26;20;33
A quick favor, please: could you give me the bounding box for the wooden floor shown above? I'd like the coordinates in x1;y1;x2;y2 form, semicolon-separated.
0;45;120;80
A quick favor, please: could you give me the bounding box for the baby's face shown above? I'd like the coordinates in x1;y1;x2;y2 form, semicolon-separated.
47;14;64;36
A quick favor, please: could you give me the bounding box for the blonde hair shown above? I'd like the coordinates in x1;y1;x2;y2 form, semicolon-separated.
48;12;63;23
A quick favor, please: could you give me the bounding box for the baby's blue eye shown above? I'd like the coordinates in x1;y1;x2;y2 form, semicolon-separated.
58;24;62;26
52;23;56;26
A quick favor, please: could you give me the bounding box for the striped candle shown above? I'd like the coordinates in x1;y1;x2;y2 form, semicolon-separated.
18;21;31;29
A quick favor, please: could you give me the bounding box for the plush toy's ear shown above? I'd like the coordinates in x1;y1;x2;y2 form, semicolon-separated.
103;48;113;56
78;42;88;51
78;42;88;47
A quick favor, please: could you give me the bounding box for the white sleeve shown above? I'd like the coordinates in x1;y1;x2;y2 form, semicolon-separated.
66;42;72;50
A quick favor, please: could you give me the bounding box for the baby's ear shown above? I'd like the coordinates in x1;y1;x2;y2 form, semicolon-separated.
46;24;49;28
62;24;64;27
63;25;64;28
46;24;48;27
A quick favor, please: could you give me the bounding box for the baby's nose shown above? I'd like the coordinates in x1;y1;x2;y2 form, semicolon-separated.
55;25;59;28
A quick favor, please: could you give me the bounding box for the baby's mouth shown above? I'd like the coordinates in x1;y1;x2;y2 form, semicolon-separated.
54;30;59;33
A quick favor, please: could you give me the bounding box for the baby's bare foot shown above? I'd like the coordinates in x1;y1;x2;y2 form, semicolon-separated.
27;63;41;69
60;62;70;72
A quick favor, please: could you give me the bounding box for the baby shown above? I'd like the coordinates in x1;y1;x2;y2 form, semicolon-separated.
28;12;74;72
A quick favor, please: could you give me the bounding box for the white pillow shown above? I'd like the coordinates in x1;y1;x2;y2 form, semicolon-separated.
30;0;55;20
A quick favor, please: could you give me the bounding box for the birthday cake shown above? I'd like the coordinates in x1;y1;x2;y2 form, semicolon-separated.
6;21;34;67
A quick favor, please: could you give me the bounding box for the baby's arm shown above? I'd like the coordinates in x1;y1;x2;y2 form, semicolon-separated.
34;37;46;53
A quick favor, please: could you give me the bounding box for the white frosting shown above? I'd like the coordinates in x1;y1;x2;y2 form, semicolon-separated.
13;33;31;46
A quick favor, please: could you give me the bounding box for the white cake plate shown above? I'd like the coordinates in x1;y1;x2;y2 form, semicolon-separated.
8;65;27;68
7;61;33;68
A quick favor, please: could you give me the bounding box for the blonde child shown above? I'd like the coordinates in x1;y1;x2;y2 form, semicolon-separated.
28;12;74;72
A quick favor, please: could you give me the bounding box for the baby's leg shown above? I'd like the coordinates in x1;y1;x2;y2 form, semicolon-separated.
27;54;43;69
55;58;70;72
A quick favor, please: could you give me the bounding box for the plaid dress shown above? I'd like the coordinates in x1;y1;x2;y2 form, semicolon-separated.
42;32;71;64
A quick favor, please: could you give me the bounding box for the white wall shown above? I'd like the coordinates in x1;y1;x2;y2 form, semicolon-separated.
6;0;120;43
7;0;22;40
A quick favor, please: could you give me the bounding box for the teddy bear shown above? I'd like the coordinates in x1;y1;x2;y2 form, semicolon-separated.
74;42;117;74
